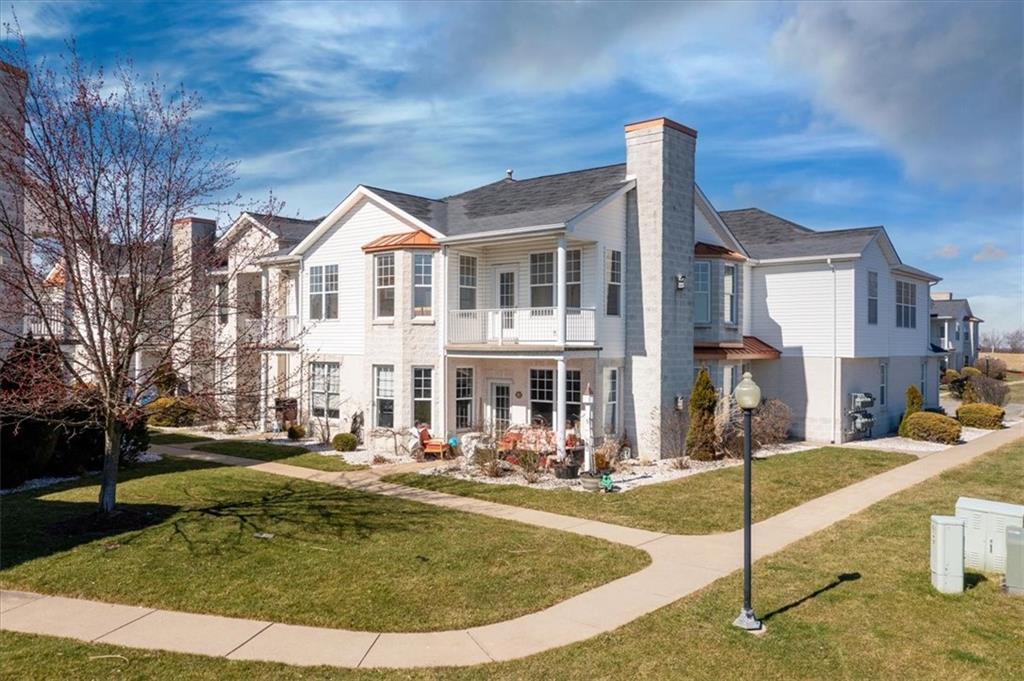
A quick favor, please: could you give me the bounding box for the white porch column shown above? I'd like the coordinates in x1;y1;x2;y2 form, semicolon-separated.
556;356;566;459
258;353;268;432
556;234;567;345
438;247;449;434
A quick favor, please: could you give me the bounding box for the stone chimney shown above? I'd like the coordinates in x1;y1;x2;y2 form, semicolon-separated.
623;117;697;459
930;291;954;302
171;217;217;391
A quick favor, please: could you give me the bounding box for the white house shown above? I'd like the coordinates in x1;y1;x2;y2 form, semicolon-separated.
928;292;982;372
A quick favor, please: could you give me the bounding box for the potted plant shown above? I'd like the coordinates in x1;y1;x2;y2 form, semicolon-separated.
553;453;580;479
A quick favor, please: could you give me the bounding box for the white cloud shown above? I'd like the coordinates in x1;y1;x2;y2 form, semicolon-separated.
773;1;1024;186
7;1;86;39
973;244;1008;262
932;244;960;259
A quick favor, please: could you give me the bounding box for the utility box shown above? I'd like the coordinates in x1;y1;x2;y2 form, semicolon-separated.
931;515;965;594
1006;525;1024;596
955;497;1024;573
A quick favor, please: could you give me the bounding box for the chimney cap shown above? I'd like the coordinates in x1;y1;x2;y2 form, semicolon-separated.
624;117;697;138
505;168;514;179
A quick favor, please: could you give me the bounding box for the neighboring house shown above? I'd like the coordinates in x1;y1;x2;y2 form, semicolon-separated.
719;208;943;442
0;61;26;357
929;292;982;372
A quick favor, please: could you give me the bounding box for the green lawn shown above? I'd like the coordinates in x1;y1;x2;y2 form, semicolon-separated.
148;431;214;445
5;439;1021;680
1007;381;1024;404
192;440;369;472
385;447;915;535
0;458;647;632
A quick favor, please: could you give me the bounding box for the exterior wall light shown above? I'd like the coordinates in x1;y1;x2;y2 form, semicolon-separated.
676;273;686;290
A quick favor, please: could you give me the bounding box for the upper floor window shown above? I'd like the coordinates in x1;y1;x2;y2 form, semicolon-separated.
530;252;555;307
566;249;582;308
895;280;917;328
375;253;395;318
309;264;338;320
217;282;229;324
459;255;477;310
867;271;878;325
606;250;622;317
694;261;710;324
412;253;433;317
955;322;960;340
723;264;737;325
310;361;341;419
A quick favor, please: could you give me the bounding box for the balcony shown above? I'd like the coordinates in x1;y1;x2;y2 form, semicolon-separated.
26;303;70;340
448;307;596;346
245;315;300;348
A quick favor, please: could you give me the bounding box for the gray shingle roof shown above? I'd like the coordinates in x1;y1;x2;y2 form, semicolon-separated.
359;164;629;237
719;208;881;260
249;213;322;243
931;298;973;319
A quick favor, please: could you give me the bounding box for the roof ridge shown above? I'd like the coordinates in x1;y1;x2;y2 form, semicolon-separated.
721;207;814;233
443;162;627;200
362;185;441;203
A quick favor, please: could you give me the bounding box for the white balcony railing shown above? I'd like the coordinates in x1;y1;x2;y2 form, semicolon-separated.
26;303;68;339
246;315;299;347
448;307;596;346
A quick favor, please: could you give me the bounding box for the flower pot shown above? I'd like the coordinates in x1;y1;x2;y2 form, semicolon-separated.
579;474;602;491
554;463;579;479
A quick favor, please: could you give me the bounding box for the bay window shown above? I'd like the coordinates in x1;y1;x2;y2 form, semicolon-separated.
723;264;737;325
412;252;432;317
375;253;395;318
694;261;710;324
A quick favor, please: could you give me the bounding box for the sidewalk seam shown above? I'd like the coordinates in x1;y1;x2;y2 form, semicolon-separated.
356;632;381;667
465;629;495;662
224;621;274;657
91;609;156;642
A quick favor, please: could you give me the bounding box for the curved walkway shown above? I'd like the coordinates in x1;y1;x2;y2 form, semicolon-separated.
3;424;1021;669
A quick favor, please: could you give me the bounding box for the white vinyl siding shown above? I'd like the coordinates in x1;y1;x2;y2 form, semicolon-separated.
694;261;711;324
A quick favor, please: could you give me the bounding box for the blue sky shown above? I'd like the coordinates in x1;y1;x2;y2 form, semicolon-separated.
5;0;1023;333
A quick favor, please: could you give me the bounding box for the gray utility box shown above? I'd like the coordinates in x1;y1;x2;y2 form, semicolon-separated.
1006;526;1024;595
955;497;1024;573
931;515;965;594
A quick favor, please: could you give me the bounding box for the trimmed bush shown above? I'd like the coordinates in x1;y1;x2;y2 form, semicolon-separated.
901;411;962;445
974;357;1007;380
941;368;959;385
961;366;982;378
967;374;1010;406
898;385;923;437
686;369;718;461
956;403;1004;429
332;432;359;452
145;396;199;427
286;424;306;440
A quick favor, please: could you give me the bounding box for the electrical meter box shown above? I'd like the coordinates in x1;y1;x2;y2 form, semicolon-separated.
955;496;1024;573
931;515;964;594
1006;525;1024;596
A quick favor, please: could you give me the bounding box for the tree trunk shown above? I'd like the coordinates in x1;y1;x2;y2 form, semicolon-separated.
98;417;121;513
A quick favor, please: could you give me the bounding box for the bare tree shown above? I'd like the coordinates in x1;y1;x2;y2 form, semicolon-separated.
1004;329;1024;354
980;331;1005;353
0;35;277;513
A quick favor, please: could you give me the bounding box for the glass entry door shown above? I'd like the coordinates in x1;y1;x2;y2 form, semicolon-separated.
490;382;511;433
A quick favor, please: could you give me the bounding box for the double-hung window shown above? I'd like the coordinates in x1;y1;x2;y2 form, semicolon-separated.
723;264;737;325
566;369;582;426
920;361;927;397
458;255;477;310
308;265;339;320
375;253;395;318
217;282;229;324
879;362;888;406
374;365;394;428
529;369;554;426
310;362;341;419
530;252;555;307
455;367;474;430
566;249;582;308
412;367;433;427
694;261;710;324
412;253;432;317
604;368;619;434
867;271;878;325
606;250;622;316
895;280;917;328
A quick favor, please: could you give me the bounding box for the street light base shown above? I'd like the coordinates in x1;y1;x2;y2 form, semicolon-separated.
732;609;763;632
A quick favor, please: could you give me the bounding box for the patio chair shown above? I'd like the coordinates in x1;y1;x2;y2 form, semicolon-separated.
417;424;453;459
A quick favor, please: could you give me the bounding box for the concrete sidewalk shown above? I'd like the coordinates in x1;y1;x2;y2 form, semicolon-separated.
3;423;1021;669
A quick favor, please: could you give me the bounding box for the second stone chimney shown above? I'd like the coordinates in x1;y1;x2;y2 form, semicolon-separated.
623;117;697;459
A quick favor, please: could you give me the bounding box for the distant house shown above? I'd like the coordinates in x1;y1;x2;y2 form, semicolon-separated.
929;292;982;372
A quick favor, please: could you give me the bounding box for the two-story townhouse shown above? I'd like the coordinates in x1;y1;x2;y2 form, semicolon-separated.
719;208;944;442
929;292;982;371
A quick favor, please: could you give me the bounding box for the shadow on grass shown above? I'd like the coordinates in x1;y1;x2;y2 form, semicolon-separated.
762;572;862;621
964;572;987;590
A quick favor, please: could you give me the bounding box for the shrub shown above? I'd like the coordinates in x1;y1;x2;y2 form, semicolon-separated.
286;424;306;440
717;397;792;457
901;412;962;445
898;385;923;437
472;447;502;477
956;403;1004;429
51;412;150;475
514;448;543;484
594;437;622;471
332;432;359;452
966;374;1009;406
145;396;199;427
0;418;59;489
961;366;982;378
974;357;1007;380
941;369;959;385
686;369;718;461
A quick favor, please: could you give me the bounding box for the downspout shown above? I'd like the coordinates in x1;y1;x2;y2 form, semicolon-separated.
827;257;837;444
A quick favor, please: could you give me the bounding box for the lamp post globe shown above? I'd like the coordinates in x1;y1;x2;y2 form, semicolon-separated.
732;371;763;632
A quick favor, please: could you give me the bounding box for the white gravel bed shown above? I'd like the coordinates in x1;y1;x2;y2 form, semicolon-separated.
417;441;818;493
263;437;415;465
841;418;1020;456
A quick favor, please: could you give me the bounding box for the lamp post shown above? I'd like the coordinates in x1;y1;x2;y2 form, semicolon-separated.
732;371;763;632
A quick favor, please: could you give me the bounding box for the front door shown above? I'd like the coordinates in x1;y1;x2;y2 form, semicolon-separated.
490;381;512;433
496;268;516;336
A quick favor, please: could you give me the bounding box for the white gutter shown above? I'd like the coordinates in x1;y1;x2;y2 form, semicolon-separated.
827;257;838;444
749;253;862;265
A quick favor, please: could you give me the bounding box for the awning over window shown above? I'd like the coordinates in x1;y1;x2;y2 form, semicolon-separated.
694;336;781;361
694;241;745;261
362;229;439;253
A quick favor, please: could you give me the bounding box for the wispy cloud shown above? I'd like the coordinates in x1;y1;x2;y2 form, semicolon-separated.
932;244;960;259
973;244;1009;262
